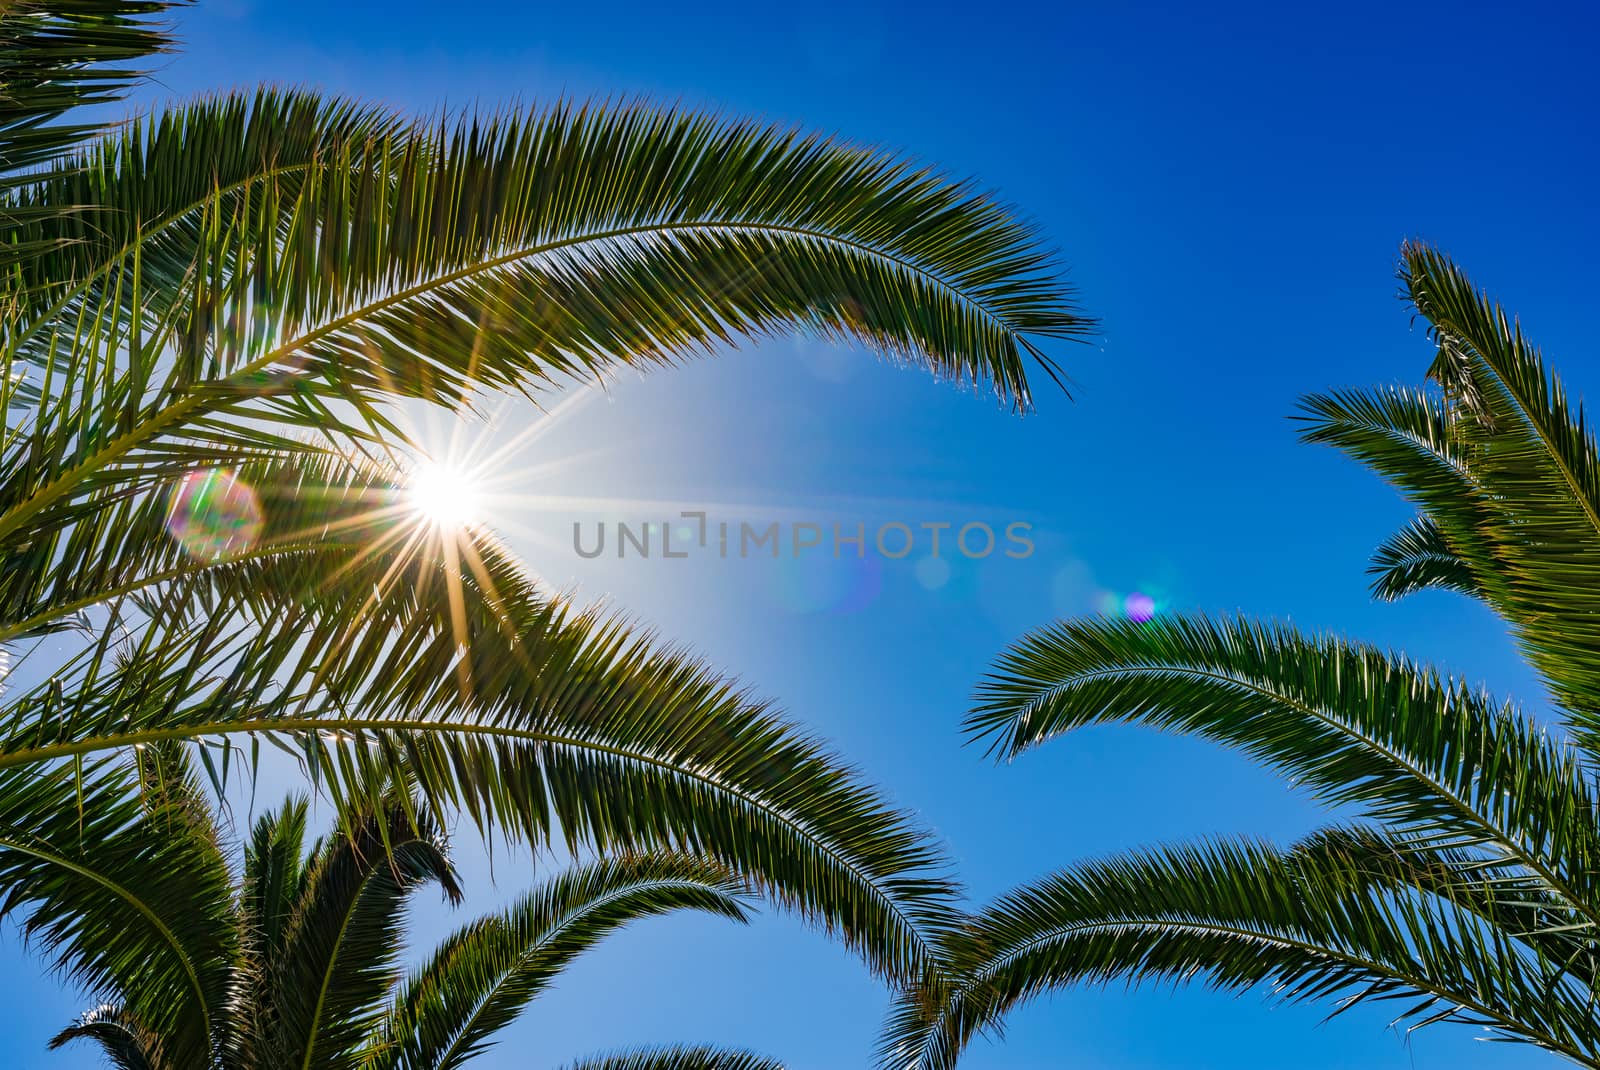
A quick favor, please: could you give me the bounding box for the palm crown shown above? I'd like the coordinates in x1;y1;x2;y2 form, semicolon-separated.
0;0;1090;999
40;746;781;1070
883;245;1600;1068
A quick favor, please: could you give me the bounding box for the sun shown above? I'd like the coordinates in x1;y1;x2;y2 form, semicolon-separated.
408;460;483;530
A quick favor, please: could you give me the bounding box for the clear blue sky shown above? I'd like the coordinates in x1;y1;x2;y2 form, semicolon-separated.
6;2;1598;1068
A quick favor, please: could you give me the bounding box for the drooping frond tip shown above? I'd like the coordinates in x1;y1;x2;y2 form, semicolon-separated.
7;91;1094;416
0;0;190;175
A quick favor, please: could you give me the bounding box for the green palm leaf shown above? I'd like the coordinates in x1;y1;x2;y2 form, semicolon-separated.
0;0;182;177
40;784;789;1070
886;828;1600;1070
940;610;1600;1065
936;249;1600;1067
1;93;1090;574
246;800;462;1070
0;85;1079;985
970;612;1600;919
0;743;234;1068
240;796;313;968
4;18;1089;1051
1365;515;1483;601
373;855;753;1070
557;1048;787;1070
1299;243;1600;739
0;444;415;642
8;92;1086;407
49;1003;158;1070
0;535;959;981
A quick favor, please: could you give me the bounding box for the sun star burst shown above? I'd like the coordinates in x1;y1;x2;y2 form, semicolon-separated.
408;460;483;531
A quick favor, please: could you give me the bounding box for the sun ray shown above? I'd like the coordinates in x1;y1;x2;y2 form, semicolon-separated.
330;381;731;686
441;529;474;700
472;388;607;468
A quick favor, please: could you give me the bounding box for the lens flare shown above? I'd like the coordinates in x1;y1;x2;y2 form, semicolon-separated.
166;469;264;560
1124;591;1157;623
915;556;951;590
767;552;881;615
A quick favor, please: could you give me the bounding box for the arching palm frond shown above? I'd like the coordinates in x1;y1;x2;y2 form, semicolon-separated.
243;801;461;1070
49;1002;158;1070
0;0;187;324
372;855;753;1070
4;88;401;318
0;81;1082;990
0;742;234;1070
557;1048;787;1070
0;486;958;982
922;248;1600;1068
0;444;419;644
45;784;788;1070
885;827;1600;1070
0;91;1090;577
7;91;1088;419
1365;514;1482;602
0;0;183;178
1300;243;1600;738
969;613;1600;919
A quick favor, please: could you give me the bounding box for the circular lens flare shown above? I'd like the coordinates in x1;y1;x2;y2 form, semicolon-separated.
408;461;482;530
1124;591;1157;623
167;469;263;560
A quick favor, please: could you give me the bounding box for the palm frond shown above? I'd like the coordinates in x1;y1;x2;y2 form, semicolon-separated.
1299;243;1600;742
0;502;960;982
9;93;1085;392
1;94;1087;492
0;0;183;177
885;829;1600;1070
48;1002;158;1070
935;247;1600;1067
1367;515;1482;601
42;784;777;1070
239;796;312;970
0;744;234;1069
970;613;1600;930
5;88;400;310
0;443;416;643
1403;242;1600;724
241;797;460;1070
373;854;752;1070
556;1047;786;1070
0;46;1092;1047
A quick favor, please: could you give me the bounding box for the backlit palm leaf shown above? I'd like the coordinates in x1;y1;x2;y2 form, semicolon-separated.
49;1003;158;1070
0;66;1089;988
46;788;784;1070
558;1049;786;1070
908;249;1600;1068
247;804;462;1070
888;828;1600;1070
0;0;182;177
1365;515;1483;601
1300;244;1600;738
969;612;1600;918
371;855;752;1070
0;743;235;1068
0;481;958;979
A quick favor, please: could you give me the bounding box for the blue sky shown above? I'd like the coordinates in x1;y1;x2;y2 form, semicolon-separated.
6;1;1599;1067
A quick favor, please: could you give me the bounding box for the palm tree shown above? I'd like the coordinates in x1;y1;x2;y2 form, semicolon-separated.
37;745;783;1070
883;244;1600;1069
0;0;1089;994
